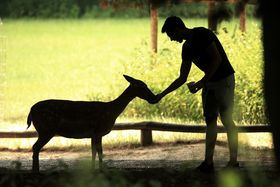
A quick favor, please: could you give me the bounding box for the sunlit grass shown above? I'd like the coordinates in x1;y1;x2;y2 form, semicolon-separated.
1;19;152;124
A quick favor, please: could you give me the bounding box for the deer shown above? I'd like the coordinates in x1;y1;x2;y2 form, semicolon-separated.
27;75;156;172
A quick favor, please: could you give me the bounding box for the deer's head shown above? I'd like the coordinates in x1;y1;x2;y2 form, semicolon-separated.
124;75;156;103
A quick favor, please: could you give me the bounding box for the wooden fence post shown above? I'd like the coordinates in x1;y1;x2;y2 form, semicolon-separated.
141;129;153;146
150;2;158;53
208;1;217;32
239;0;247;32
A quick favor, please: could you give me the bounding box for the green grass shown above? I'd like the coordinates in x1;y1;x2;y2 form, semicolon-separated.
1;19;151;123
0;18;204;124
0;18;265;127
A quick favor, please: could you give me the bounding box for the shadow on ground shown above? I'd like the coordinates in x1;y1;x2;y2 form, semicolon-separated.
0;141;277;186
0;160;279;187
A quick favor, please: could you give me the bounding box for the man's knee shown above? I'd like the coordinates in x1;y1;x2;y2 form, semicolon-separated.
220;112;233;124
220;113;236;131
205;115;218;126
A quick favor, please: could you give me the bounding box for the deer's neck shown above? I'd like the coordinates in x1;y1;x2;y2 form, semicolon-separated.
109;86;135;117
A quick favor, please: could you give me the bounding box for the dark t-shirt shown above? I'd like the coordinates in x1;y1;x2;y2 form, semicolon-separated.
182;27;234;82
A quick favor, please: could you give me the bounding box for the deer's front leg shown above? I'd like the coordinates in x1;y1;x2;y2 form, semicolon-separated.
91;136;103;170
91;137;97;169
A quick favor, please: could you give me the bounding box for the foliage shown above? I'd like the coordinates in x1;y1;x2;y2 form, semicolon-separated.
0;161;161;187
221;28;266;124
83;5;150;18
0;0;258;19
0;0;80;18
121;22;266;124
0;160;279;187
158;3;208;18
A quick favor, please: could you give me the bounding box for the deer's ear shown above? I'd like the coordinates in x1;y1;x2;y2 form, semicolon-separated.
123;75;135;83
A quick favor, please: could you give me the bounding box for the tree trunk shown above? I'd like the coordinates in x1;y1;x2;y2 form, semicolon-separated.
239;0;247;32
260;0;280;169
208;1;217;32
150;3;158;53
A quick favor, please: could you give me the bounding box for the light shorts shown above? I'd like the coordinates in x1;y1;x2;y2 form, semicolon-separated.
202;74;235;118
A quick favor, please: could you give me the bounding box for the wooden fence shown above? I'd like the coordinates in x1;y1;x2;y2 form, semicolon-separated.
0;121;271;146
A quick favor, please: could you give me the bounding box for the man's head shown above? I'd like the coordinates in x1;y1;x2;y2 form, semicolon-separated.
161;16;186;43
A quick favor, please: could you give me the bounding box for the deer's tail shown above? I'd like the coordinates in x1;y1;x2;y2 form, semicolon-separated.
27;111;32;129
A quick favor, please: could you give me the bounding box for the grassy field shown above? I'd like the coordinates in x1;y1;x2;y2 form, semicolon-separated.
0;18;265;123
0;19;153;123
0;18;271;150
1;18;203;125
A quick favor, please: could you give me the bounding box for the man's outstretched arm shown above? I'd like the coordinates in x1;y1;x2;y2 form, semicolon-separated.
151;59;192;103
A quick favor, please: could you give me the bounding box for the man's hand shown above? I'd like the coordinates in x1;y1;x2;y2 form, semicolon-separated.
149;93;164;104
187;80;204;94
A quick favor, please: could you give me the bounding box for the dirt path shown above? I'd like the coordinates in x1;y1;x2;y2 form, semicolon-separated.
0;141;276;171
0;142;278;187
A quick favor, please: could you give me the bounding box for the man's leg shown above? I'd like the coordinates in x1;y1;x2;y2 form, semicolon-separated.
197;87;218;172
205;115;218;164
221;113;238;165
219;74;238;166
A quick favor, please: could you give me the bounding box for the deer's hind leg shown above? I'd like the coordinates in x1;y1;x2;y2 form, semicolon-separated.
32;133;53;172
91;136;103;170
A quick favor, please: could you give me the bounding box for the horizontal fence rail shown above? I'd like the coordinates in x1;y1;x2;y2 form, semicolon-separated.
112;122;271;133
0;121;271;146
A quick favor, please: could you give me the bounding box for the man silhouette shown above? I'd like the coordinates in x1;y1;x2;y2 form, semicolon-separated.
152;16;238;172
